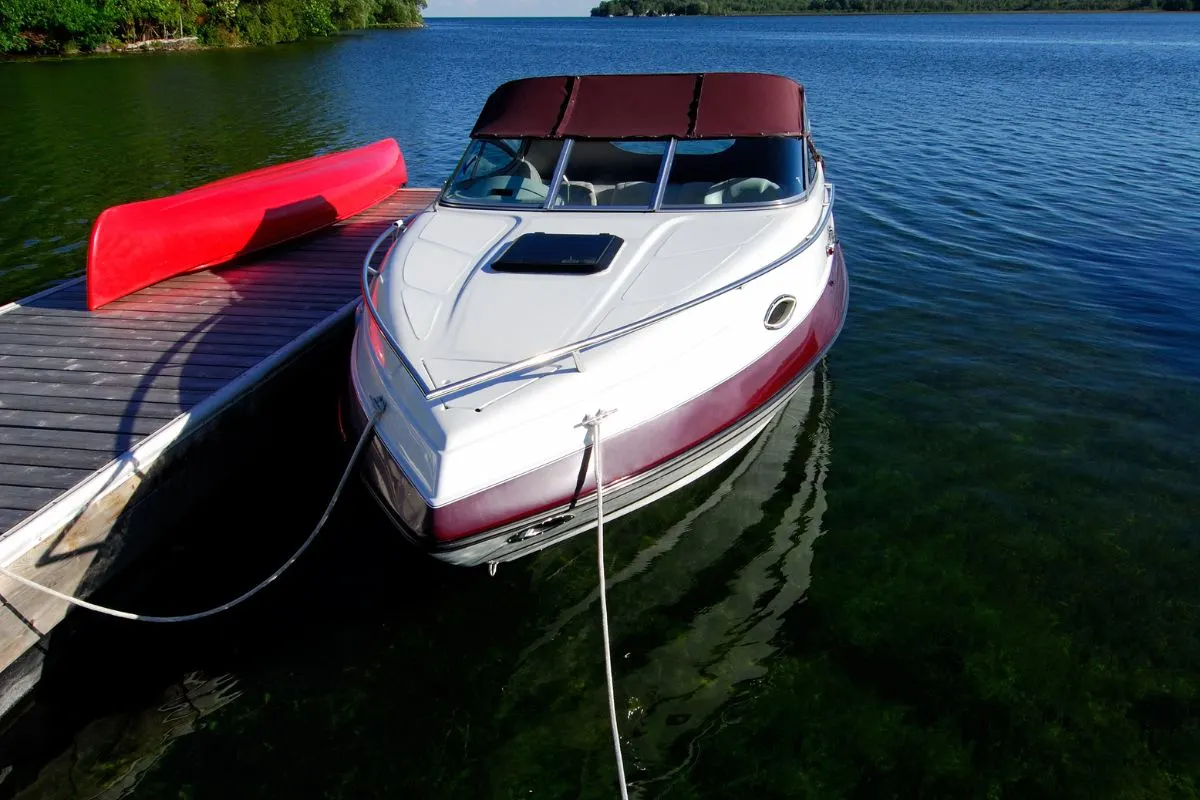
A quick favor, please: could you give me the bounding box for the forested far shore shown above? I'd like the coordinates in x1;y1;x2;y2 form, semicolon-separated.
591;0;1198;13
0;0;425;55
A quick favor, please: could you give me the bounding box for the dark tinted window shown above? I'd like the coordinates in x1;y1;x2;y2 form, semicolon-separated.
554;140;669;208
443;138;565;206
663;137;806;207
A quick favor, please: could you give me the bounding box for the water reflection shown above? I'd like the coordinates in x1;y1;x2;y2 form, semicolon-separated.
0;43;345;302
500;365;834;792
10;672;241;799
2;13;1198;795
626;374;832;792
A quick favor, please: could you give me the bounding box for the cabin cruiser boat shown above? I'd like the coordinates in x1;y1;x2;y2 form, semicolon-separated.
345;72;848;568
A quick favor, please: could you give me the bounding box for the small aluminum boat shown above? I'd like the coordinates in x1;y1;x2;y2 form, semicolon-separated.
345;72;848;568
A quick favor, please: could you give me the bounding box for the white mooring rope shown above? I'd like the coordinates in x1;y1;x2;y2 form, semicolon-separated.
0;404;385;624
584;409;630;800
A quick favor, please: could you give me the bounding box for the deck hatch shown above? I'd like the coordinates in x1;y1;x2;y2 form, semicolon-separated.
492;232;623;275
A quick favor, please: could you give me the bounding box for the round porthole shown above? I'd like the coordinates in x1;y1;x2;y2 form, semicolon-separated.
764;295;797;330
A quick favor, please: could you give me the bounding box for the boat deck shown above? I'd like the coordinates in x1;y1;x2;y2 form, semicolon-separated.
0;188;437;718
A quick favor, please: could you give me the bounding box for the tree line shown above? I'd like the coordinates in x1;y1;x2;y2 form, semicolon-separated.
0;0;425;54
592;0;1197;13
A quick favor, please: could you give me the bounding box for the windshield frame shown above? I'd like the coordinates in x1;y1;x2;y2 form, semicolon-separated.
437;135;821;213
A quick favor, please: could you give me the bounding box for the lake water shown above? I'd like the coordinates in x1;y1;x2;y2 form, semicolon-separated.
2;13;1200;798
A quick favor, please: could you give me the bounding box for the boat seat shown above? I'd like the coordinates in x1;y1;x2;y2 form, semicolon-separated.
596;181;655;207
457;175;548;204
549;178;786;208
555;180;598;206
704;178;783;205
662;182;713;206
512;159;540;181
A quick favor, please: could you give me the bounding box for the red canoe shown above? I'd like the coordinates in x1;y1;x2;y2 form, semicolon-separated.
86;138;409;310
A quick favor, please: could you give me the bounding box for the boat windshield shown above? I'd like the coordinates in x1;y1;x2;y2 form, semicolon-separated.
440;136;812;210
442;138;567;206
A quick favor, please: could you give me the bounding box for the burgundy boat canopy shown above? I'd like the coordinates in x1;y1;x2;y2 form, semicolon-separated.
470;73;807;141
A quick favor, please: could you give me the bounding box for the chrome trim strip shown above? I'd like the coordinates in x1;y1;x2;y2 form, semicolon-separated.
542;138;575;210
424;182;834;402
440;191;811;214
651;138;678;211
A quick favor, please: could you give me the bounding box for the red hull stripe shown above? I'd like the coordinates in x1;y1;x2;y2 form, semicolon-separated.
431;245;848;544
86;139;409;310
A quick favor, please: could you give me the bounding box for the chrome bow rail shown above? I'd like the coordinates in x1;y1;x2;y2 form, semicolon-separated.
361;183;835;404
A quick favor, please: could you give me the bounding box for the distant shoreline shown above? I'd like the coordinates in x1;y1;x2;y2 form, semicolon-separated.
589;9;1190;16
589;2;1196;17
0;23;422;62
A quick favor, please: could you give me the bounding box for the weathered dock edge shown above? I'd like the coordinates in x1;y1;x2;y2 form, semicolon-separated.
0;189;438;726
0;285;356;722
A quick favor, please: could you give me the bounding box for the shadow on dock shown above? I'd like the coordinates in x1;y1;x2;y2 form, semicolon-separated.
0;308;362;797
0;196;386;772
0;194;348;603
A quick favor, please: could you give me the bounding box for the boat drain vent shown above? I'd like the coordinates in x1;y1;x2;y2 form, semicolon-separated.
509;514;575;543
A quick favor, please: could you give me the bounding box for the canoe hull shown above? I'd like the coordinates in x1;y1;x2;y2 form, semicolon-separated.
86;138;408;309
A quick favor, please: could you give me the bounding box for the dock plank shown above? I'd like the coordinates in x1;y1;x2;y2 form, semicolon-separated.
105;278;357;298
0;354;251;379
0;392;185;419
0;444;121;471
16;308;335;330
0;485;64;511
0;409;165;437
0;509;30;531
0;464;93;491
0;343;273;368
0;368;235;395
170;270;362;289
0;381;204;406
34;295;351;318
0;423;138;452
0;369;230;395
127;284;359;305
5;312;317;338
0;329;296;351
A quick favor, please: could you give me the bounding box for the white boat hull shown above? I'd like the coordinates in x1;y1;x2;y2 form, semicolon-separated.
343;239;847;567
351;366;815;567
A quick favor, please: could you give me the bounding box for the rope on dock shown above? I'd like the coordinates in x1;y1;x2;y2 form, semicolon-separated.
0;403;386;624
582;409;629;800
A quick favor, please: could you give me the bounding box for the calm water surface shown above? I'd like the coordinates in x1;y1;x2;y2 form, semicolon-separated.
1;13;1199;798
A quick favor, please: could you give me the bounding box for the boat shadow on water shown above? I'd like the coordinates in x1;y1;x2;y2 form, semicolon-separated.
493;364;835;796
0;316;839;799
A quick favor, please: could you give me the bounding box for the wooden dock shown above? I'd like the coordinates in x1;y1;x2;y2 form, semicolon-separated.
0;188;438;722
